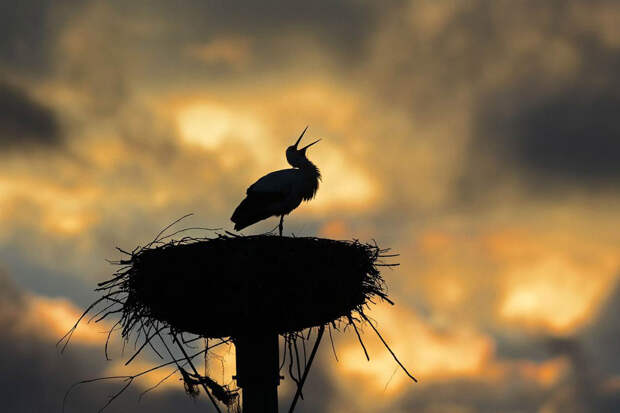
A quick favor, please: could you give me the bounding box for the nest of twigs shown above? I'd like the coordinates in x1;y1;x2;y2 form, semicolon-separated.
59;219;415;413
113;233;393;338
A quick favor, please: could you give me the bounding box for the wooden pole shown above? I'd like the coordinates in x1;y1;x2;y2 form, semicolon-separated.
234;331;280;413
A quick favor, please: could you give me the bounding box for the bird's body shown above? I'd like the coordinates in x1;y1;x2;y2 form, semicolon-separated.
231;127;321;233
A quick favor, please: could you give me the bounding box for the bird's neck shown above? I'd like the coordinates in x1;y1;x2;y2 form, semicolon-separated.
297;158;321;201
297;158;321;179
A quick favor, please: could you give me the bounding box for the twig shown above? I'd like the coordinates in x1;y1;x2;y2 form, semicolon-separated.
349;316;370;361
287;325;325;413
62;348;207;412
124;326;165;366
360;313;417;382
384;366;399;392
328;324;339;362
57;296;107;353
170;333;223;413
288;337;301;391
157;227;222;242
138;366;179;402
293;337;303;399
280;335;288;371
97;377;134;412
148;213;194;247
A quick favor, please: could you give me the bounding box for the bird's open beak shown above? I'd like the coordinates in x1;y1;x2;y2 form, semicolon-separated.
294;126;308;148
300;138;321;151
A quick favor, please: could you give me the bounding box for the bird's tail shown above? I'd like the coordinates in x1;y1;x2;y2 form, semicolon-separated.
230;196;275;231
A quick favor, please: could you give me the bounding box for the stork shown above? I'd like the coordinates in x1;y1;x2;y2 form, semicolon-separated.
231;126;321;236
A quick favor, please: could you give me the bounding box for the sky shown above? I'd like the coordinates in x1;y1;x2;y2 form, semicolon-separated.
1;0;619;412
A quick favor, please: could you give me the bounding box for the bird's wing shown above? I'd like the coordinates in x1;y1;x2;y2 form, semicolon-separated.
247;168;300;196
231;169;301;231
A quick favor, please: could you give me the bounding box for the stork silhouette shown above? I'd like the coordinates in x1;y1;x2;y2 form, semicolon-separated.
231;127;321;236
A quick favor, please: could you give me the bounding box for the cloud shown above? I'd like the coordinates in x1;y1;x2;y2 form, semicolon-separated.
1;1;620;412
0;0;53;73
185;37;254;70
349;1;620;207
538;280;620;413
455;2;620;196
470;84;620;193
582;280;620;377
146;0;382;62
0;82;61;149
0;270;218;412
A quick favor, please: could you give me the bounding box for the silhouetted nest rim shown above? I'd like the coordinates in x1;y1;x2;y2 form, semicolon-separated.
113;233;394;338
59;215;416;413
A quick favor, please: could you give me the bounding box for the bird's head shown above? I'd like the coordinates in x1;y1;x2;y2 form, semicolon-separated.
286;126;320;167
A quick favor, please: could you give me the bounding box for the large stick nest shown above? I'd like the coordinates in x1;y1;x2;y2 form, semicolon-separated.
110;233;393;338
59;223;414;413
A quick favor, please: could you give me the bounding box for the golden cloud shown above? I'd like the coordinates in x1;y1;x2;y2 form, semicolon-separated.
331;304;493;397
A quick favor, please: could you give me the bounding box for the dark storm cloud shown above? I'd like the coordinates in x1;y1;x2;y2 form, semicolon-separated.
578;280;620;412
0;0;86;73
0;82;61;148
464;17;620;194
493;332;552;362
505;91;619;182
0;267;336;412
0;268;24;308
100;0;389;84
0;271;217;412
283;349;337;413
0;243;94;307
471;84;620;190
0;0;53;72
152;0;382;60
489;281;620;413
582;280;620;376
540;281;620;413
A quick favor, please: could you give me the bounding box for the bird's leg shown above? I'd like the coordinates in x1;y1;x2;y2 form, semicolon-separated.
279;215;284;236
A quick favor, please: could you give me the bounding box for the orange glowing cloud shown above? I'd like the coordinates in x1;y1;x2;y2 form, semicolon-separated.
307;142;379;212
499;257;616;334
176;102;265;152
331;304;494;399
13;293;239;393
417;229;455;253
319;220;350;239
0;164;100;238
15;295;108;347
479;226;620;334
329;304;571;409
514;357;568;388
409;225;620;335
165;90;380;213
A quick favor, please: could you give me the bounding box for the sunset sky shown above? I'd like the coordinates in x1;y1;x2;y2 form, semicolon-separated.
1;1;619;412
